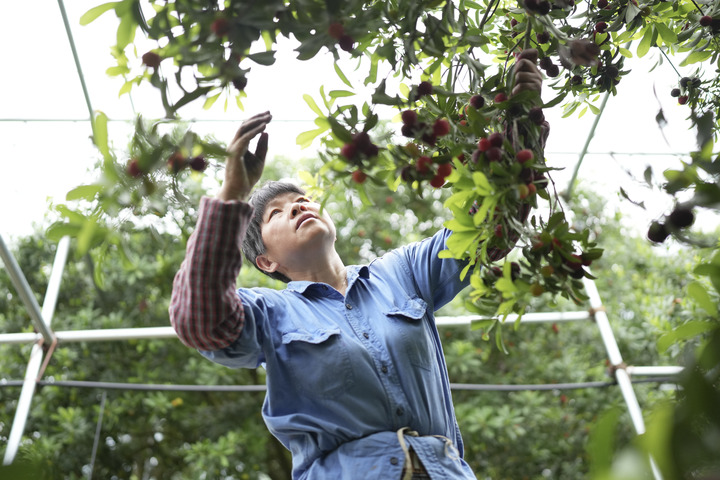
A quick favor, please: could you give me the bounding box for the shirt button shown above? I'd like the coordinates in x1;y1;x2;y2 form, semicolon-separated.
345;303;353;310
363;332;369;339
390;457;399;465
396;407;404;416
381;364;388;374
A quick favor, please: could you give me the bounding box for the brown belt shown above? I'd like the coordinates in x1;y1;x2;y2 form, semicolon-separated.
401;448;431;479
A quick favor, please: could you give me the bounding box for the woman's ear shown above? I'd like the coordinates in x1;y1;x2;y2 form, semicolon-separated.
255;254;279;274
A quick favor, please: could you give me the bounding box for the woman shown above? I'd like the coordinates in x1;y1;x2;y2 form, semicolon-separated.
170;50;544;480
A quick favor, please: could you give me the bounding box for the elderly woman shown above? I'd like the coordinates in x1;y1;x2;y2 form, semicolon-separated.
170;50;544;480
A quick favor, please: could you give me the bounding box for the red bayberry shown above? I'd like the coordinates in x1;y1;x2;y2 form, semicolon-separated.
433;118;451;137
351;170;367;184
328;22;345;39
341;143;357;160
437;163;453;178
486;147;503;162
470;94;485;109
430;175;445;188
670;88;681;98
401;110;418;125
478;137;491;152
536;31;550;44
168;152;186;173
232;77;248;91
417;81;433;98
700;15;712;27
527;183;537;196
189;156;207;172
488;132;504;148
141;52;161;69
529;107;545;125
597;0;608;7
516;149;534;163
211;18;231;36
517;184;530;199
416;156;432;174
668;206;694;228
127;158;142;178
494;224;503;238
678;95;689;105
595;21;608;33
647;221;669;243
545;64;560;77
494;92;508;103
338;34;355;52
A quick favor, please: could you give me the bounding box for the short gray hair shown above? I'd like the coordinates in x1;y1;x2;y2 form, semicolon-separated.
242;181;305;283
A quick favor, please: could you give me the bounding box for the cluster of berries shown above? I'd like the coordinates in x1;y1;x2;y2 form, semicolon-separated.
670;76;701;105
647;206;695;244
538;57;560;78
328;22;355;52
126;153;207;178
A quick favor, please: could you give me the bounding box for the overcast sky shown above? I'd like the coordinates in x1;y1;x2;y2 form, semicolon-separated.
0;1;700;241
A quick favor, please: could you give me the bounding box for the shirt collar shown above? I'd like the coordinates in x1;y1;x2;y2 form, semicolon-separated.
286;265;369;295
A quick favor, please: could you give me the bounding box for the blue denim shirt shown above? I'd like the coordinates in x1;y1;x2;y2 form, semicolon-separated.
201;228;476;479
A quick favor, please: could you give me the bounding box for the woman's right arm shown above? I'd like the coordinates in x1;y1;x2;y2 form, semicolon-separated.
169;112;272;351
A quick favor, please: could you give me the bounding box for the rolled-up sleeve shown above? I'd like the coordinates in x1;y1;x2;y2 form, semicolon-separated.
169;196;254;351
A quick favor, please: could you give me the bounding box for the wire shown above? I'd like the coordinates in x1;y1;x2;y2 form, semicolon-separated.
0;377;678;392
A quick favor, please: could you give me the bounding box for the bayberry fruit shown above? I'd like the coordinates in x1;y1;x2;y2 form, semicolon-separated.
678;95;689;105
597;0;608;8
486;147;503;162
670;88;681;98
494;92;508;103
351;170;367;184
211;18;231;36
529;107;545;125
516;149;534;163
539;57;554;70
680;77;691;88
401;124;416;137
338;34;355;52
647;221;669;243
470;94;485;109
189;156;207;172
536;0;551;14
668;206;694;228
417;81;434;98
494;224;504;238
141;52;161;69
536;31;550;44
416;156;432;174
437;163;453;178
433;118;451;137
401;110;418;125
232;77;248;91
168;152;186;173
341;143;357;160
545;64;560;77
700;15;712;27
478;137;491;151
595;21;608;33
430;175;445;188
127;158;142;178
488;132;504;148
328;22;344;39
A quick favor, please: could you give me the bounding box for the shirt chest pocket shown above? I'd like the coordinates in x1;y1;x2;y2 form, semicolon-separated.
385;297;434;371
281;328;355;400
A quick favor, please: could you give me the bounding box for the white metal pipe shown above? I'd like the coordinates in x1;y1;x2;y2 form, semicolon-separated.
40;237;70;326
3;344;44;465
0;233;56;344
627;366;683;377
435;310;591;326
0;332;41;344
55;326;179;342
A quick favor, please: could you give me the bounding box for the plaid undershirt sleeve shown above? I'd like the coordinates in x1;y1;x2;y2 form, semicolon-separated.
169;197;254;351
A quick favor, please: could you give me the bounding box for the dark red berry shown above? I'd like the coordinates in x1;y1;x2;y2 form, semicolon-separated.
545;64;560;77
341;143;357;160
670;88;681;97
401;110;418;125
597;0;608;8
516;149;534;163
680;77;691;88
678;95;689;105
433;118;451;137
536;1;551;14
232;77;248;91
700;16;712;27
595;21;608;33
127;158;143;178
416;156;432;174
189;156;207;172
141;52;161;69
494;92;508;103
470;95;485;109
168;152;186;173
539;57;554;70
536;31;550;44
430;175;445;188
647;221;669;243
338;34;355;52
488;132;504;148
211;18;231;36
417;81;434;98
328;22;345;39
401;124;416;137
668;207;694;228
437;163;453;178
528;107;545;125
478;137;491;151
486;147;503;162
510;18;518;27
351;170;367;184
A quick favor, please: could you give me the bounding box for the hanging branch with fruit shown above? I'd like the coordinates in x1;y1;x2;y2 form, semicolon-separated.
58;0;720;345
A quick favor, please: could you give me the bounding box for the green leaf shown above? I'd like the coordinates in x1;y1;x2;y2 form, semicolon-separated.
66;184;103;202
472;171;492;194
637;26;653;58
303;94;324;117
173;86;213;111
687;281;717;314
328;90;355;98
334;63;353;88
203;92;221;110
80;2;120;25
46;222;81;242
658;321;717;353
116;14;137;50
296;127;327;148
654;22;677;45
92;111;110;160
680;50;712;66
248;51;276;66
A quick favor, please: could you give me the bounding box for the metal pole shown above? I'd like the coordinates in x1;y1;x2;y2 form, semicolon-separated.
435;310;591;326
0;233;56;345
583;278;664;480
2;237;70;465
57;0;94;122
